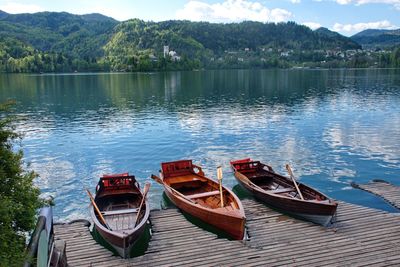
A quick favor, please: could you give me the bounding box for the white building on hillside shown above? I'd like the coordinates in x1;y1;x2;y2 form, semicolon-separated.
169;50;181;61
163;46;169;58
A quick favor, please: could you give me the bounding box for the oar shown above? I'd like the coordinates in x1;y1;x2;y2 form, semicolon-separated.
217;166;224;208
285;164;304;200
238;172;265;191
86;189;112;230
151;174;196;204
134;182;151;227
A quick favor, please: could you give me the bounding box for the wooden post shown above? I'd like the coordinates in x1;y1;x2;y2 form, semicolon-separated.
217;166;224;207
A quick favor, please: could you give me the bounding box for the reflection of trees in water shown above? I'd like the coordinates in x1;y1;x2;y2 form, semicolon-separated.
2;69;400;220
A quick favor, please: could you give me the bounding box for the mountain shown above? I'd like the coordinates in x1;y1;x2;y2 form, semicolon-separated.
315;27;361;49
0;11;118;57
351;29;400;48
0;11;364;72
315;27;343;38
0;10;8;19
105;20;360;58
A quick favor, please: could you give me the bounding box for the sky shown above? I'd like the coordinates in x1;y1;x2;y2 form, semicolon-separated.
0;0;399;36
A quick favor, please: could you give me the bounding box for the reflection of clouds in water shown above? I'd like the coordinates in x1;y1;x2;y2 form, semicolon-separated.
177;104;286;136
179;105;322;180
92;158;114;179
15;114;55;140
274;137;321;178
18;107;143;138
341;186;353;190
329;168;356;184
10;69;400;220
81;108;137;135
323;120;400;166
31;158;75;191
30;158;81;221
61;202;89;222
30;157;115;221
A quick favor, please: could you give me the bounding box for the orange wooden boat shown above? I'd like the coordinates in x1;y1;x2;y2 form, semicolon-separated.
89;173;150;258
231;158;338;226
152;160;246;240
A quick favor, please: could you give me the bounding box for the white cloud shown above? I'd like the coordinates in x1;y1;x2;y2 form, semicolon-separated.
175;0;292;23
335;0;400;9
0;2;44;13
291;0;301;3
333;20;397;33
336;0;352;4
88;6;130;21
303;22;322;30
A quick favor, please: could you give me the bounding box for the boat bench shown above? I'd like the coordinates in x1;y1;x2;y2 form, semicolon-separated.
102;208;139;216
187;190;220;199
269;188;295;194
310;200;330;204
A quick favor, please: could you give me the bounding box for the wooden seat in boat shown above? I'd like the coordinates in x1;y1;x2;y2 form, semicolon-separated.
102;208;139;216
310;200;330;204
269;188;295;194
187;190;220;199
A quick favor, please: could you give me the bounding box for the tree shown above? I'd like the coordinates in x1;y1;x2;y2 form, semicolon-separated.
392;47;400;68
0;102;42;266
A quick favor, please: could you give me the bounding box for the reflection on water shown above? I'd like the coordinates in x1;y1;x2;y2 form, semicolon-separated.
1;69;400;221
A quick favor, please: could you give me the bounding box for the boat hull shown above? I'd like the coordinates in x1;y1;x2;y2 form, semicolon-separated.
93;217;147;258
235;173;337;226
90;201;149;258
164;187;245;240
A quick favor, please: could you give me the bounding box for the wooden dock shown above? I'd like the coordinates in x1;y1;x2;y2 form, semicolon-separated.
352;180;400;209
54;184;400;266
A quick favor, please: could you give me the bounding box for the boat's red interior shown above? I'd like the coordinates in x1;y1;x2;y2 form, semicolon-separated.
162;160;194;178
98;173;137;193
232;159;262;173
230;158;251;165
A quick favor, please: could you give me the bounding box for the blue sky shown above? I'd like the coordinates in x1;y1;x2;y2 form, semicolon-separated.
0;0;399;36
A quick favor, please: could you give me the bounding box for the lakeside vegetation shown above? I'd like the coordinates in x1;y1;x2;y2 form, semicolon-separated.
0;102;42;266
1;11;400;73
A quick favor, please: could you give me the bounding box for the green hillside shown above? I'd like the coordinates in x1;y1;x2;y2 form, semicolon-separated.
351;29;400;48
0;10;373;73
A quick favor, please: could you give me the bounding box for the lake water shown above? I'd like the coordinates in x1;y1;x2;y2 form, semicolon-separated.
1;69;400;221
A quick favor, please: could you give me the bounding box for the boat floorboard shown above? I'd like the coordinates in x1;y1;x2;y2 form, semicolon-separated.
54;181;400;266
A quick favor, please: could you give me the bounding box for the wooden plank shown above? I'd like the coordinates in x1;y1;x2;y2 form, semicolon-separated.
53;195;400;267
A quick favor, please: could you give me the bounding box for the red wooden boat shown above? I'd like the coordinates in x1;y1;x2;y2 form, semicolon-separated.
152;160;246;240
89;173;150;258
231;158;338;226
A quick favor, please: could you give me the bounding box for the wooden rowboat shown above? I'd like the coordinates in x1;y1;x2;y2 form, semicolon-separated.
89;173;150;258
152;160;246;240
231;159;338;226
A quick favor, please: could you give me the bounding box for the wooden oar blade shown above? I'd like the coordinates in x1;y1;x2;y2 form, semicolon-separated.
217;166;224;207
143;182;151;195
151;174;163;184
217;166;223;180
285;164;294;178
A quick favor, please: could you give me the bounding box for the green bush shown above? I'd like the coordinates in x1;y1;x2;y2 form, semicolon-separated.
0;101;41;267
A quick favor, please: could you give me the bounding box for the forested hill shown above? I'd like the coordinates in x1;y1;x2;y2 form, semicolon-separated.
0;10;363;72
0;11;118;58
351;29;400;48
108;20;360;54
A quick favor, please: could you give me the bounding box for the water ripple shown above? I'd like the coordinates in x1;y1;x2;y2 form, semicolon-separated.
1;69;400;219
